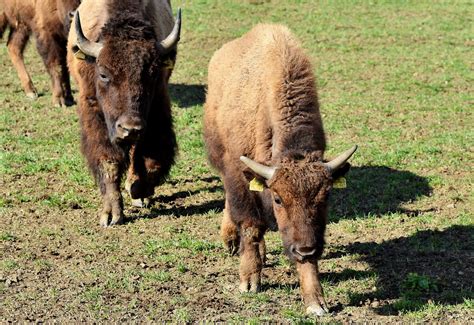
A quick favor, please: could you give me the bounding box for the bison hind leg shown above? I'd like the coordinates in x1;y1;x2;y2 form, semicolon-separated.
6;24;37;99
221;204;240;255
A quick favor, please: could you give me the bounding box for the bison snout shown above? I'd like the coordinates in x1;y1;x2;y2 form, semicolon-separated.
290;245;318;261
115;116;145;141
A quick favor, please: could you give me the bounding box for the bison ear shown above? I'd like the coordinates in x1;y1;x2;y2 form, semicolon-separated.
242;169;269;192
331;162;351;187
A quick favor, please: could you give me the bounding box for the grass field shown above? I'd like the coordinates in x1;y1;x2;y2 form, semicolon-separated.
1;0;473;322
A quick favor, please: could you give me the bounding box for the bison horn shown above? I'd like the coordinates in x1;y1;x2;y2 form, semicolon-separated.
75;11;103;58
158;8;182;55
240;156;277;180
324;145;358;173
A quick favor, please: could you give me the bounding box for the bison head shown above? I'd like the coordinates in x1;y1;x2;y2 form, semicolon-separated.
241;145;357;262
73;9;181;144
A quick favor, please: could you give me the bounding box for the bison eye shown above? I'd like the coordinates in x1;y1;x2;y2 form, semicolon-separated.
273;194;283;206
99;73;110;83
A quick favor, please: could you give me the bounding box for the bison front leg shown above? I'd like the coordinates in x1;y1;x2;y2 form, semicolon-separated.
296;261;329;316
98;161;124;227
239;224;264;293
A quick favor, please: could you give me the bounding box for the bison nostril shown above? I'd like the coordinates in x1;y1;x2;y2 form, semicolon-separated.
290;245;298;255
294;246;317;258
117;122;144;139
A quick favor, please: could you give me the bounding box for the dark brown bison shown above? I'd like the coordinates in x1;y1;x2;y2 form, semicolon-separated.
67;0;181;226
0;0;80;106
204;24;357;316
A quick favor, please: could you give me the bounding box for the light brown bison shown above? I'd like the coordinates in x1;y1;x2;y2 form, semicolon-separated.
67;0;181;226
0;0;80;106
204;24;357;316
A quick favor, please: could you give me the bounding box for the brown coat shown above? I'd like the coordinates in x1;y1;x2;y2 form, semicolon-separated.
204;24;356;316
0;0;80;106
205;24;325;169
67;0;179;227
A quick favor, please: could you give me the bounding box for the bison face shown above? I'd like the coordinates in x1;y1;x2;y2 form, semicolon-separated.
267;163;331;262
93;40;161;145
73;10;181;145
240;145;357;262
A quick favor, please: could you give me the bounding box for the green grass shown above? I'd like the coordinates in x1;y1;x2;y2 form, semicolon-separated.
0;0;472;322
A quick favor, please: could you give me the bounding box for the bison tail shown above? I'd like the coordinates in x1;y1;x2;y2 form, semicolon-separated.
0;12;8;39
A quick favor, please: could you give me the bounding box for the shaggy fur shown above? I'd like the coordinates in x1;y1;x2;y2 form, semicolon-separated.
204;24;350;315
0;0;80;106
67;0;177;226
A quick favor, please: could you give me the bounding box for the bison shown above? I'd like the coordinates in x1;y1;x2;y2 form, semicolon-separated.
67;0;181;226
204;24;357;316
0;0;80;106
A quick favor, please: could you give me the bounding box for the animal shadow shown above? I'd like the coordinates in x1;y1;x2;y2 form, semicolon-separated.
330;166;432;222
169;83;206;108
125;175;224;222
150;183;222;204
326;225;473;315
150;198;224;218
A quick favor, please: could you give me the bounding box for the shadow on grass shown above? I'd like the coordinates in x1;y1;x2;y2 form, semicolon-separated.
126;175;224;222
169;83;205;108
261;269;375;291
151;183;222;204
149;198;224;218
330;166;432;222
326;225;473;315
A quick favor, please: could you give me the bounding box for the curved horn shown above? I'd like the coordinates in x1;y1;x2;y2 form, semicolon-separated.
75;11;103;58
158;8;182;55
240;156;277;180
324;145;358;173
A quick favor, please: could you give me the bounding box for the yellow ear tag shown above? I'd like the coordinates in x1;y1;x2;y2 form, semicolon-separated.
333;177;347;189
162;58;175;70
74;49;86;60
249;178;265;192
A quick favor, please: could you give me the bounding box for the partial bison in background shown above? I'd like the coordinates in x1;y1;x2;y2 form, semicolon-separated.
204;24;357;316
0;0;80;106
67;0;181;226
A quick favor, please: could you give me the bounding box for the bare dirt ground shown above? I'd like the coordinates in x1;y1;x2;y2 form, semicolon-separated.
1;0;473;322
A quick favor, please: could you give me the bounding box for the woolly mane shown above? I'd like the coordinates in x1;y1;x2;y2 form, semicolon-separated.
100;10;157;41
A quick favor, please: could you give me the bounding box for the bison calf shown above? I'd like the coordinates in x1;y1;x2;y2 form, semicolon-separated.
204;24;357;316
0;0;80;106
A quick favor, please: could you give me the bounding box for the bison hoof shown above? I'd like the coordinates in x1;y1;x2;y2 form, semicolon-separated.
239;279;260;293
224;237;239;256
306;303;329;316
53;97;75;108
26;92;38;100
110;214;124;226
99;212;124;227
53;96;75;108
131;198;150;208
99;212;110;227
